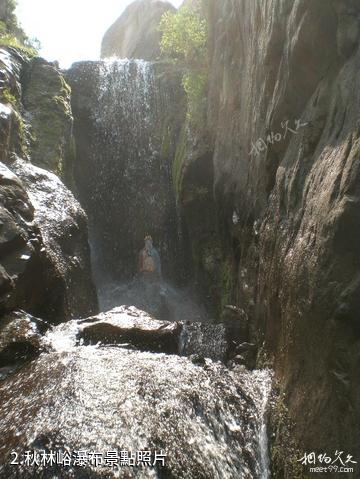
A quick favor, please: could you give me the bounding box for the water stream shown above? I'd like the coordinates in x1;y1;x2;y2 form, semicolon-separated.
0;324;272;478
0;58;273;478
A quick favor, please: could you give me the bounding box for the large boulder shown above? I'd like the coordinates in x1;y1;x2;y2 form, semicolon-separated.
181;0;202;9
0;336;269;479
11;159;98;323
0;47;98;325
0;49;75;185
79;305;182;354
46;305;229;362
0;162;41;314
101;0;176;60
0;159;97;323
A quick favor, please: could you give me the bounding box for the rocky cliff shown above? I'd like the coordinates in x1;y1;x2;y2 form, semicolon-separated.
1;0;357;475
172;0;360;475
22;57;75;183
101;0;175;60
0;47;97;326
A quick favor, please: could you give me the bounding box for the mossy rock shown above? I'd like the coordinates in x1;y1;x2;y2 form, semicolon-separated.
269;388;312;479
22;57;74;178
220;257;235;311
172;122;188;198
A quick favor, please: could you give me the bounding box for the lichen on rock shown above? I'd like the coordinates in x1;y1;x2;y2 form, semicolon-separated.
22;57;74;183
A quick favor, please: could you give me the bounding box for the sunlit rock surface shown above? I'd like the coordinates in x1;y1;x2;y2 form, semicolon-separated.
78;306;182;354
11;159;98;322
0;48;97;323
0;48;74;183
44;306;230;363
0;311;272;478
0;156;97;323
0;162;40;314
101;0;175;61
0;310;45;378
172;0;360;472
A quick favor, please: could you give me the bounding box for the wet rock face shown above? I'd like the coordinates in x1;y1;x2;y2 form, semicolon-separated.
0;48;97;323
0;310;271;478
0;311;45;376
0;48;74;183
0;159;97;323
79;306;182;354
0;162;40;313
11;159;98;322
67;60;186;284
46;305;231;362
101;0;175;60
183;0;360;469
180;321;228;362
21;57;74;184
0;48;27;163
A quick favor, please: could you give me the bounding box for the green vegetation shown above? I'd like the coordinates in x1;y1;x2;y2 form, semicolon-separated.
0;0;18;33
23;67;73;176
2;87;16;105
159;6;207;66
13;109;30;156
270;391;311;479
159;6;208;126
182;71;207;125
172;123;187;197
0;33;36;55
0;0;39;56
160;124;172;163
221;258;235;311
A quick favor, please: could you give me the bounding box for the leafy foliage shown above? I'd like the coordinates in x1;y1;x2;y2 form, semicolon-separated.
182;71;207;123
159;6;207;67
159;6;208;126
0;0;40;56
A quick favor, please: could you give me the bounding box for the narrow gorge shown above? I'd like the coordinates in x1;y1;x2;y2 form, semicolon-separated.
0;0;359;478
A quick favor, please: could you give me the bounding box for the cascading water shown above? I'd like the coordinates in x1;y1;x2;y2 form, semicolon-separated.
0;317;272;478
67;59;209;321
67;59;187;299
66;58;273;477
0;58;272;478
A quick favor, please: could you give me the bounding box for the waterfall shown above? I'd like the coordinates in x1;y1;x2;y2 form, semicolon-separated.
67;58;185;294
0;315;273;479
254;370;272;479
57;59;276;478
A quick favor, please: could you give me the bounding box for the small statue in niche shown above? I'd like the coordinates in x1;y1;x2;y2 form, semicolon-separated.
138;235;161;278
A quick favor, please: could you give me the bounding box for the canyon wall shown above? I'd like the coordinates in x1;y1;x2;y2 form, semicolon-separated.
173;0;360;475
0;47;97;325
1;0;358;475
96;5;360;468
